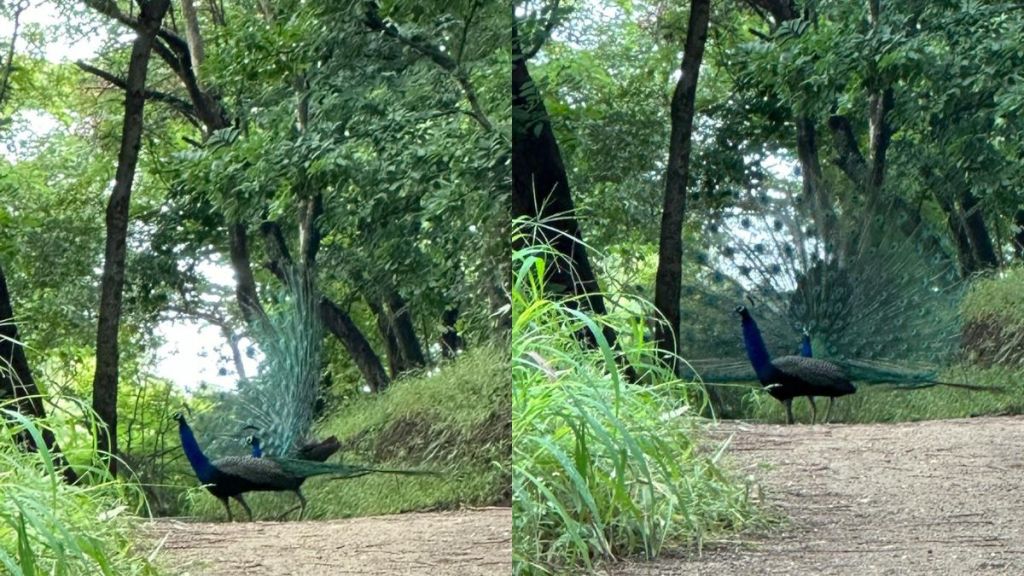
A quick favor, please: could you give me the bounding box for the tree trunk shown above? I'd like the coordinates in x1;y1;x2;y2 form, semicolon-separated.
179;0;205;77
91;0;170;476
1013;209;1024;260
384;289;425;369
229;223;268;326
260;221;391;390
0;263;79;483
368;297;405;377
794;116;836;249
959;190;998;270
511;24;614;341
319;298;391;392
652;0;711;358
935;189;978;275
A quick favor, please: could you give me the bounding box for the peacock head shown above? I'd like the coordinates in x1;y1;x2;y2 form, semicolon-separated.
734;305;750;318
245;435;258;446
172;412;185;423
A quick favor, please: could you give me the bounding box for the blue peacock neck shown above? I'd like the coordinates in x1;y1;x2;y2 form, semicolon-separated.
178;418;215;482
800;333;813;358
740;311;775;384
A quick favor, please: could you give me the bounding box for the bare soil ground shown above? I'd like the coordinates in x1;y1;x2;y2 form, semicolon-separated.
611;416;1024;576
145;507;511;575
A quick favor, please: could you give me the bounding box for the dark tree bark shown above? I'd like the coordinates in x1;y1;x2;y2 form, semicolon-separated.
91;0;171;476
511;24;610;328
368;297;405;377
935;189;979;275
652;0;711;358
795;117;836;246
959;190;998;270
229;223;268;326
1013;209;1024;260
510;14;637;383
384;289;425;369
0;263;79;483
439;306;463;359
319;298;391;392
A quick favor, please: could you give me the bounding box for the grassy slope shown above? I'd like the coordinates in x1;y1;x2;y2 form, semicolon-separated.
187;345;510;520
728;269;1024;424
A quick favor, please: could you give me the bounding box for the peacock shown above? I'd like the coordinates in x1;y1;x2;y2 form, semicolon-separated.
737;305;855;424
675;175;1000;419
246;434;341;462
177;413;434;521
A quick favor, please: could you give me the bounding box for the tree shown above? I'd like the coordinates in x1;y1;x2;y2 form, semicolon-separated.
652;0;711;361
91;0;171;475
0;263;79;483
512;6;613;336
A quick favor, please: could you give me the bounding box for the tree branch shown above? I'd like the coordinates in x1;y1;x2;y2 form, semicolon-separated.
522;0;560;61
76;60;198;124
363;1;493;131
0;1;26;110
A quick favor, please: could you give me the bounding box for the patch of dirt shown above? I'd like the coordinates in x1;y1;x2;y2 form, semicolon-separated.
609;416;1024;575
145;507;511;575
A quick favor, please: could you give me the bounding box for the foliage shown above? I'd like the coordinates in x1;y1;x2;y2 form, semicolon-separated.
0;399;157;575
511;232;759;574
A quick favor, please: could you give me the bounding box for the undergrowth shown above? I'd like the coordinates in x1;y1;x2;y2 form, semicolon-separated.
0;399;157;575
511;238;760;574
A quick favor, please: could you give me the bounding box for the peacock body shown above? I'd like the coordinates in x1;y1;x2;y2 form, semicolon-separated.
738;306;855;423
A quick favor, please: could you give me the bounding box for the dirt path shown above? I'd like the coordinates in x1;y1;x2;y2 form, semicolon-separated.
611;416;1024;575
146;507;511;575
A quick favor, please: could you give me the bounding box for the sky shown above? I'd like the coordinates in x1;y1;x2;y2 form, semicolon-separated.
5;3;252;391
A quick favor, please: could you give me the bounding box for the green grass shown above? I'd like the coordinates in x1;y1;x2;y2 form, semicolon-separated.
0;399;158;575
962;267;1024;326
512;240;760;575
186;345;510;520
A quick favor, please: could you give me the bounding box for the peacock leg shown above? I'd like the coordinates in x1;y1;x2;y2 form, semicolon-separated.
295;489;308;520
219;497;233;522
232;495;254;521
276;490;308;521
784;399;794;424
807;396;817;424
824;397;835;423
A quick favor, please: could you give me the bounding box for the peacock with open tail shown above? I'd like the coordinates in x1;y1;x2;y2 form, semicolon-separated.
177;413;434;521
674;183;1002;421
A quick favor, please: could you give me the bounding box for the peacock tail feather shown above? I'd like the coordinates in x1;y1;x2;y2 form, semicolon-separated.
192;267;324;460
211;455;436;484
